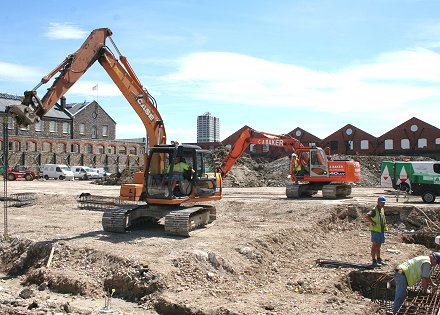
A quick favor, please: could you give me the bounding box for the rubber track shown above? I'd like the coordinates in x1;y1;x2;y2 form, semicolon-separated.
322;184;352;199
164;207;211;237
102;205;138;233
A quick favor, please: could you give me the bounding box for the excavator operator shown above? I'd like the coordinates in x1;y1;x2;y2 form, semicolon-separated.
164;156;193;196
291;153;302;176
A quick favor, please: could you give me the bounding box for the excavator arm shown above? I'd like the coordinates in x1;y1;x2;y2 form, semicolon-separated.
7;27;166;147
220;128;304;178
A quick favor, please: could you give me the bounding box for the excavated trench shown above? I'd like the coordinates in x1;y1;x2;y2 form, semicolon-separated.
0;238;232;315
0;238;163;299
347;204;440;314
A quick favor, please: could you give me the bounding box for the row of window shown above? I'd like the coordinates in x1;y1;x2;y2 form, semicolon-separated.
9;118;109;138
344;138;440;150
3;141;143;155
227;138;440;154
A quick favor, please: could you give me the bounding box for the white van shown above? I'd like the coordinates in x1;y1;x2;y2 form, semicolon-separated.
42;164;74;181
90;167;112;178
71;166;99;180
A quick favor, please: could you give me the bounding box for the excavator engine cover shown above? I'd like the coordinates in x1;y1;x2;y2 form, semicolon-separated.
120;183;143;201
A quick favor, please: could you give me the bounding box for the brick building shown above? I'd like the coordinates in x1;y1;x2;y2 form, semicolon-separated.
222;118;440;160
377;117;440;156
320;124;378;155
0;93;145;172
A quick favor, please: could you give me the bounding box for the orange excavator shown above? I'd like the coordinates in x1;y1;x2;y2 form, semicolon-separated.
7;28;220;236
220;128;361;198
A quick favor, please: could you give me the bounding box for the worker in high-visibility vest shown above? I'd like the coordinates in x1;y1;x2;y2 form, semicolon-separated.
289;153;302;184
163;156;193;196
365;196;388;267
393;253;440;314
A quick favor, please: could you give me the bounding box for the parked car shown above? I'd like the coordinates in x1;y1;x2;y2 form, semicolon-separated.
90;167;112;178
42;164;74;180
70;166;99;180
0;165;36;181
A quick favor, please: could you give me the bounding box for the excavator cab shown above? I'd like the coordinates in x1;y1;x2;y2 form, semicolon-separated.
145;144;218;200
296;148;329;178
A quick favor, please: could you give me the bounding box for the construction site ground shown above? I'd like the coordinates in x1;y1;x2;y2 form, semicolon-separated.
0;174;439;315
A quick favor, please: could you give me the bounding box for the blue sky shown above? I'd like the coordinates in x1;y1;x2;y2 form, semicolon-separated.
1;0;440;143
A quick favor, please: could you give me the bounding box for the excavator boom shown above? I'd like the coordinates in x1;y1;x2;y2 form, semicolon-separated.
7;28;220;237
7;28;166;147
220;128;303;178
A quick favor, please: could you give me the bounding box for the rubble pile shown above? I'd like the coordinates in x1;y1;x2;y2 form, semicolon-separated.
95;146;434;188
221;152;434;188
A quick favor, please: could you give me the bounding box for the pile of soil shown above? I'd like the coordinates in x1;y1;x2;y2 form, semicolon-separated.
219;149;434;188
95;147;434;189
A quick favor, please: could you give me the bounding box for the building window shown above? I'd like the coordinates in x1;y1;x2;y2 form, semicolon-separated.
401;138;410;149
308;142;316;147
49;121;57;133
25;141;37;152
97;145;104;154
35;121;43;131
71;144;80;153
57;143;67;153
225;144;232;150
119;146;127;154
87;144;93;153
80;123;85;135
384;139;393;150
360;140;369;150
418;138;427;149
9;141;20;152
7;117;14;130
346;140;353;150
249;144;256;153
63;122;70;134
92;126;97;139
42;142;52;152
20;124;29;131
262;144;269;153
108;146;115;154
102;125;108;137
128;146;137;155
330;141;338;152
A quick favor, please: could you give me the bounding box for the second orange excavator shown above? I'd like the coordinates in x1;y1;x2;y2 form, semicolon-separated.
220;128;361;198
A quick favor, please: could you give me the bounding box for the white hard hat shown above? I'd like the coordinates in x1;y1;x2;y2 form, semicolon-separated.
291;153;297;157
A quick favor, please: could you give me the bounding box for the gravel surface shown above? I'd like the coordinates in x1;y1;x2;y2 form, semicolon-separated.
0;177;439;314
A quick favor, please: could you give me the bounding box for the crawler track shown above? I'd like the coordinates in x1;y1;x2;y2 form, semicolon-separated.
165;205;216;236
286;183;352;199
101;203;216;236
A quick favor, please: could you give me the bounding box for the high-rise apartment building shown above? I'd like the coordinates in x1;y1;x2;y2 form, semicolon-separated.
197;112;220;142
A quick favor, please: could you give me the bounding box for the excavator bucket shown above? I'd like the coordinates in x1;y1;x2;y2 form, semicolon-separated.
77;193;141;211
0;192;38;207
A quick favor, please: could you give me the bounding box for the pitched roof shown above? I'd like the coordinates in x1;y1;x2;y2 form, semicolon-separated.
66;100;116;124
0;93;70;120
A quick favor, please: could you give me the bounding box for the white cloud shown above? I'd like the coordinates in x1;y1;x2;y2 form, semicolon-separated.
0;62;40;81
161;49;440;114
45;23;88;39
68;81;122;97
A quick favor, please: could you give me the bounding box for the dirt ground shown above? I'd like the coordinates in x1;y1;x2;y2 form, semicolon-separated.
0;177;439;315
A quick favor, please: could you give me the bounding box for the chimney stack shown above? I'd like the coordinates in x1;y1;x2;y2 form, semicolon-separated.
60;96;66;110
